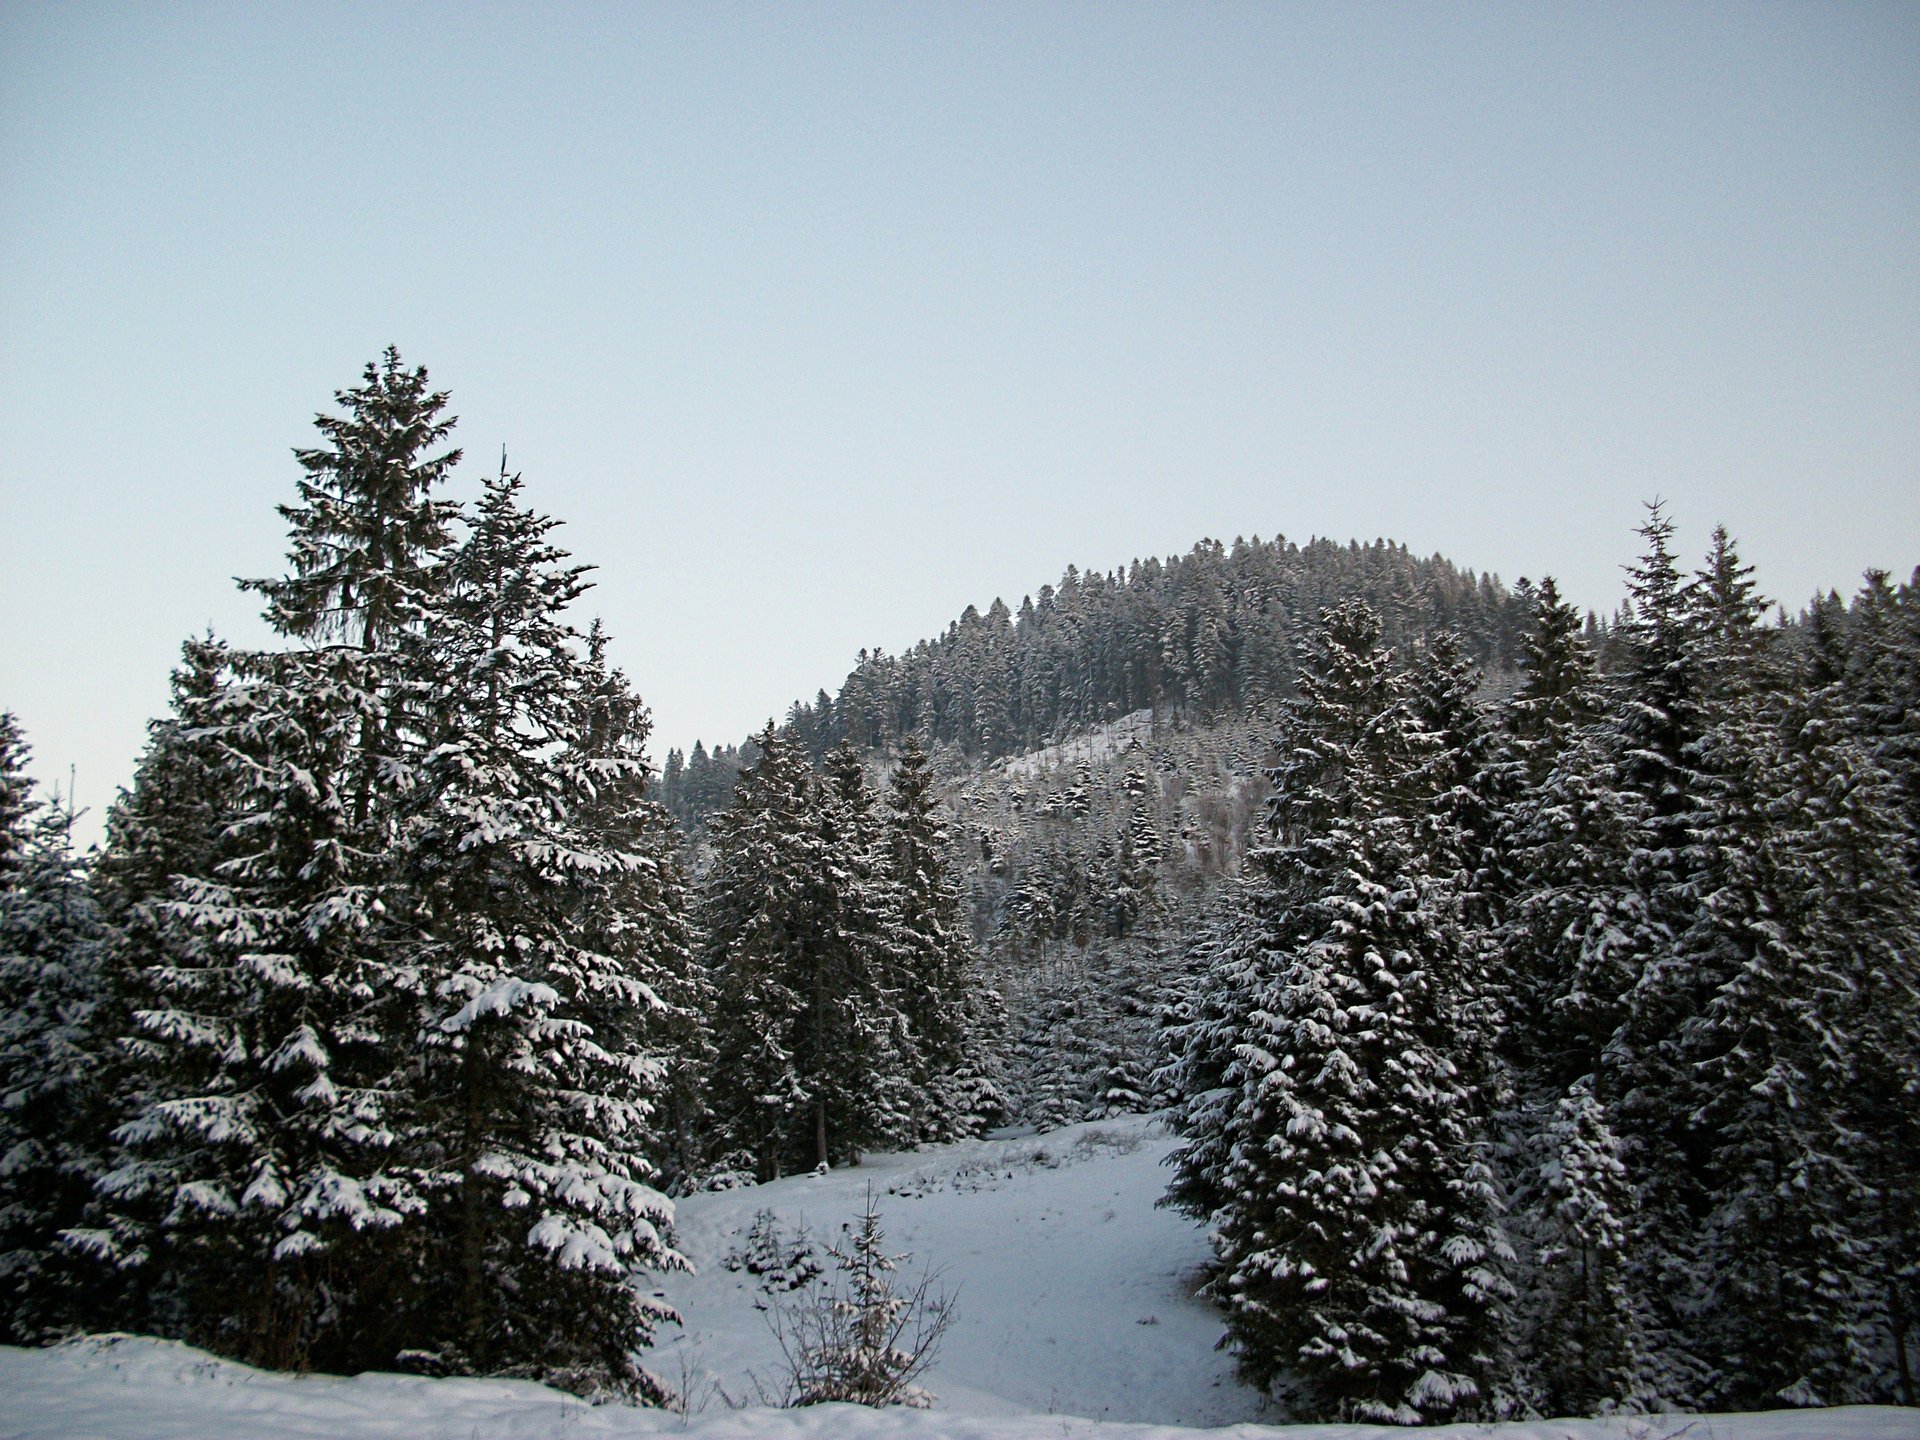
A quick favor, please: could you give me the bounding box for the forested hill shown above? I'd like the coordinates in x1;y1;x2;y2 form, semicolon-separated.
662;534;1539;832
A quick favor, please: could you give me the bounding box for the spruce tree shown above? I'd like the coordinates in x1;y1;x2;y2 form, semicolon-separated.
702;726;813;1178
94;353;456;1371
0;727;115;1341
1207;602;1508;1422
393;467;688;1396
883;736;1005;1141
106;642;423;1369
248;347;461;652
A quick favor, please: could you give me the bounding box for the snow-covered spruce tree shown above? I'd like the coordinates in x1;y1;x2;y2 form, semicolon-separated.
0;724;117;1341
101;642;422;1370
0;713;32;879
95;351;460;1371
701;726;812;1179
1206;600;1509;1424
1158;895;1276;1223
821;742;919;1152
1528;1078;1640;1414
1783;685;1920;1406
882;736;1006;1142
93;640;235;936
1606;526;1793;1402
1653;595;1920;1409
65;640;241;1337
1487;578;1653;1414
1836;568;1920;883
251;346;462;654
1159;718;1342;1210
703;729;904;1177
1669;698;1867;1405
392;466;689;1397
577;619;715;1198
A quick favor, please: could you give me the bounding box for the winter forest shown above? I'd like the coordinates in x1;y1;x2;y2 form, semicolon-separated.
3;352;1919;1426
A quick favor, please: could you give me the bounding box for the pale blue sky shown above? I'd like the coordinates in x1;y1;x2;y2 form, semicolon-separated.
3;2;1916;842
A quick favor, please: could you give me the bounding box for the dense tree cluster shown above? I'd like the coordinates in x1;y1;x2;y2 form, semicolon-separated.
701;733;1005;1181
655;536;1531;851
658;534;1537;1140
1161;511;1920;1421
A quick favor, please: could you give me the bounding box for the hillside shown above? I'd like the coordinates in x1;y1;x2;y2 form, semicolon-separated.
660;533;1534;844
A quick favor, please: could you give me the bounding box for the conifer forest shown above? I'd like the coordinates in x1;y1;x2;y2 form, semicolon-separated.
3;352;1918;1424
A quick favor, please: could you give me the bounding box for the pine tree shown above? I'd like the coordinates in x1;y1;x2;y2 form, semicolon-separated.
1205;602;1508;1422
578;621;713;1196
89;355;442;1370
0;727;116;1341
0;714;33;882
1527;1079;1642;1414
1671;668;1920;1406
702;727;812;1179
703;730;904;1176
820;742;918;1152
1488;579;1654;1411
1159;898;1273;1222
247;347;461;652
392;467;689;1396
1787;698;1920;1405
883;736;1005;1142
100;640;421;1370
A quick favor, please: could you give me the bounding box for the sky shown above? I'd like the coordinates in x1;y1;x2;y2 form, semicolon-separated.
2;1;1916;846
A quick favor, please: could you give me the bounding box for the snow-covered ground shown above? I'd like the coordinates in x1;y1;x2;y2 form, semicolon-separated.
993;710;1157;782
656;1116;1247;1425
6;1116;1917;1440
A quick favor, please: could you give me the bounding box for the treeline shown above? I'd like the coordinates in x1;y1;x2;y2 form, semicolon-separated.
0;353;992;1401
660;533;1536;841
790;536;1529;759
1160;516;1920;1422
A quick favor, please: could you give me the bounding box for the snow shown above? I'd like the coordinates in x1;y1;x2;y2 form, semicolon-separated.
6;1116;1918;1440
5;1335;1916;1440
657;1116;1249;1426
996;710;1157;782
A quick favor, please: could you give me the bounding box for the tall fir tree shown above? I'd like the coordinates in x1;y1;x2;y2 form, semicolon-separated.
883;736;1007;1141
392;467;689;1396
0;725;116;1341
1202;602;1509;1423
94;352;467;1368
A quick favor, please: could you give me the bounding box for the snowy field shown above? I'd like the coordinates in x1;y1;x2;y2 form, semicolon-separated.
656;1116;1248;1425
5;1117;1917;1440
